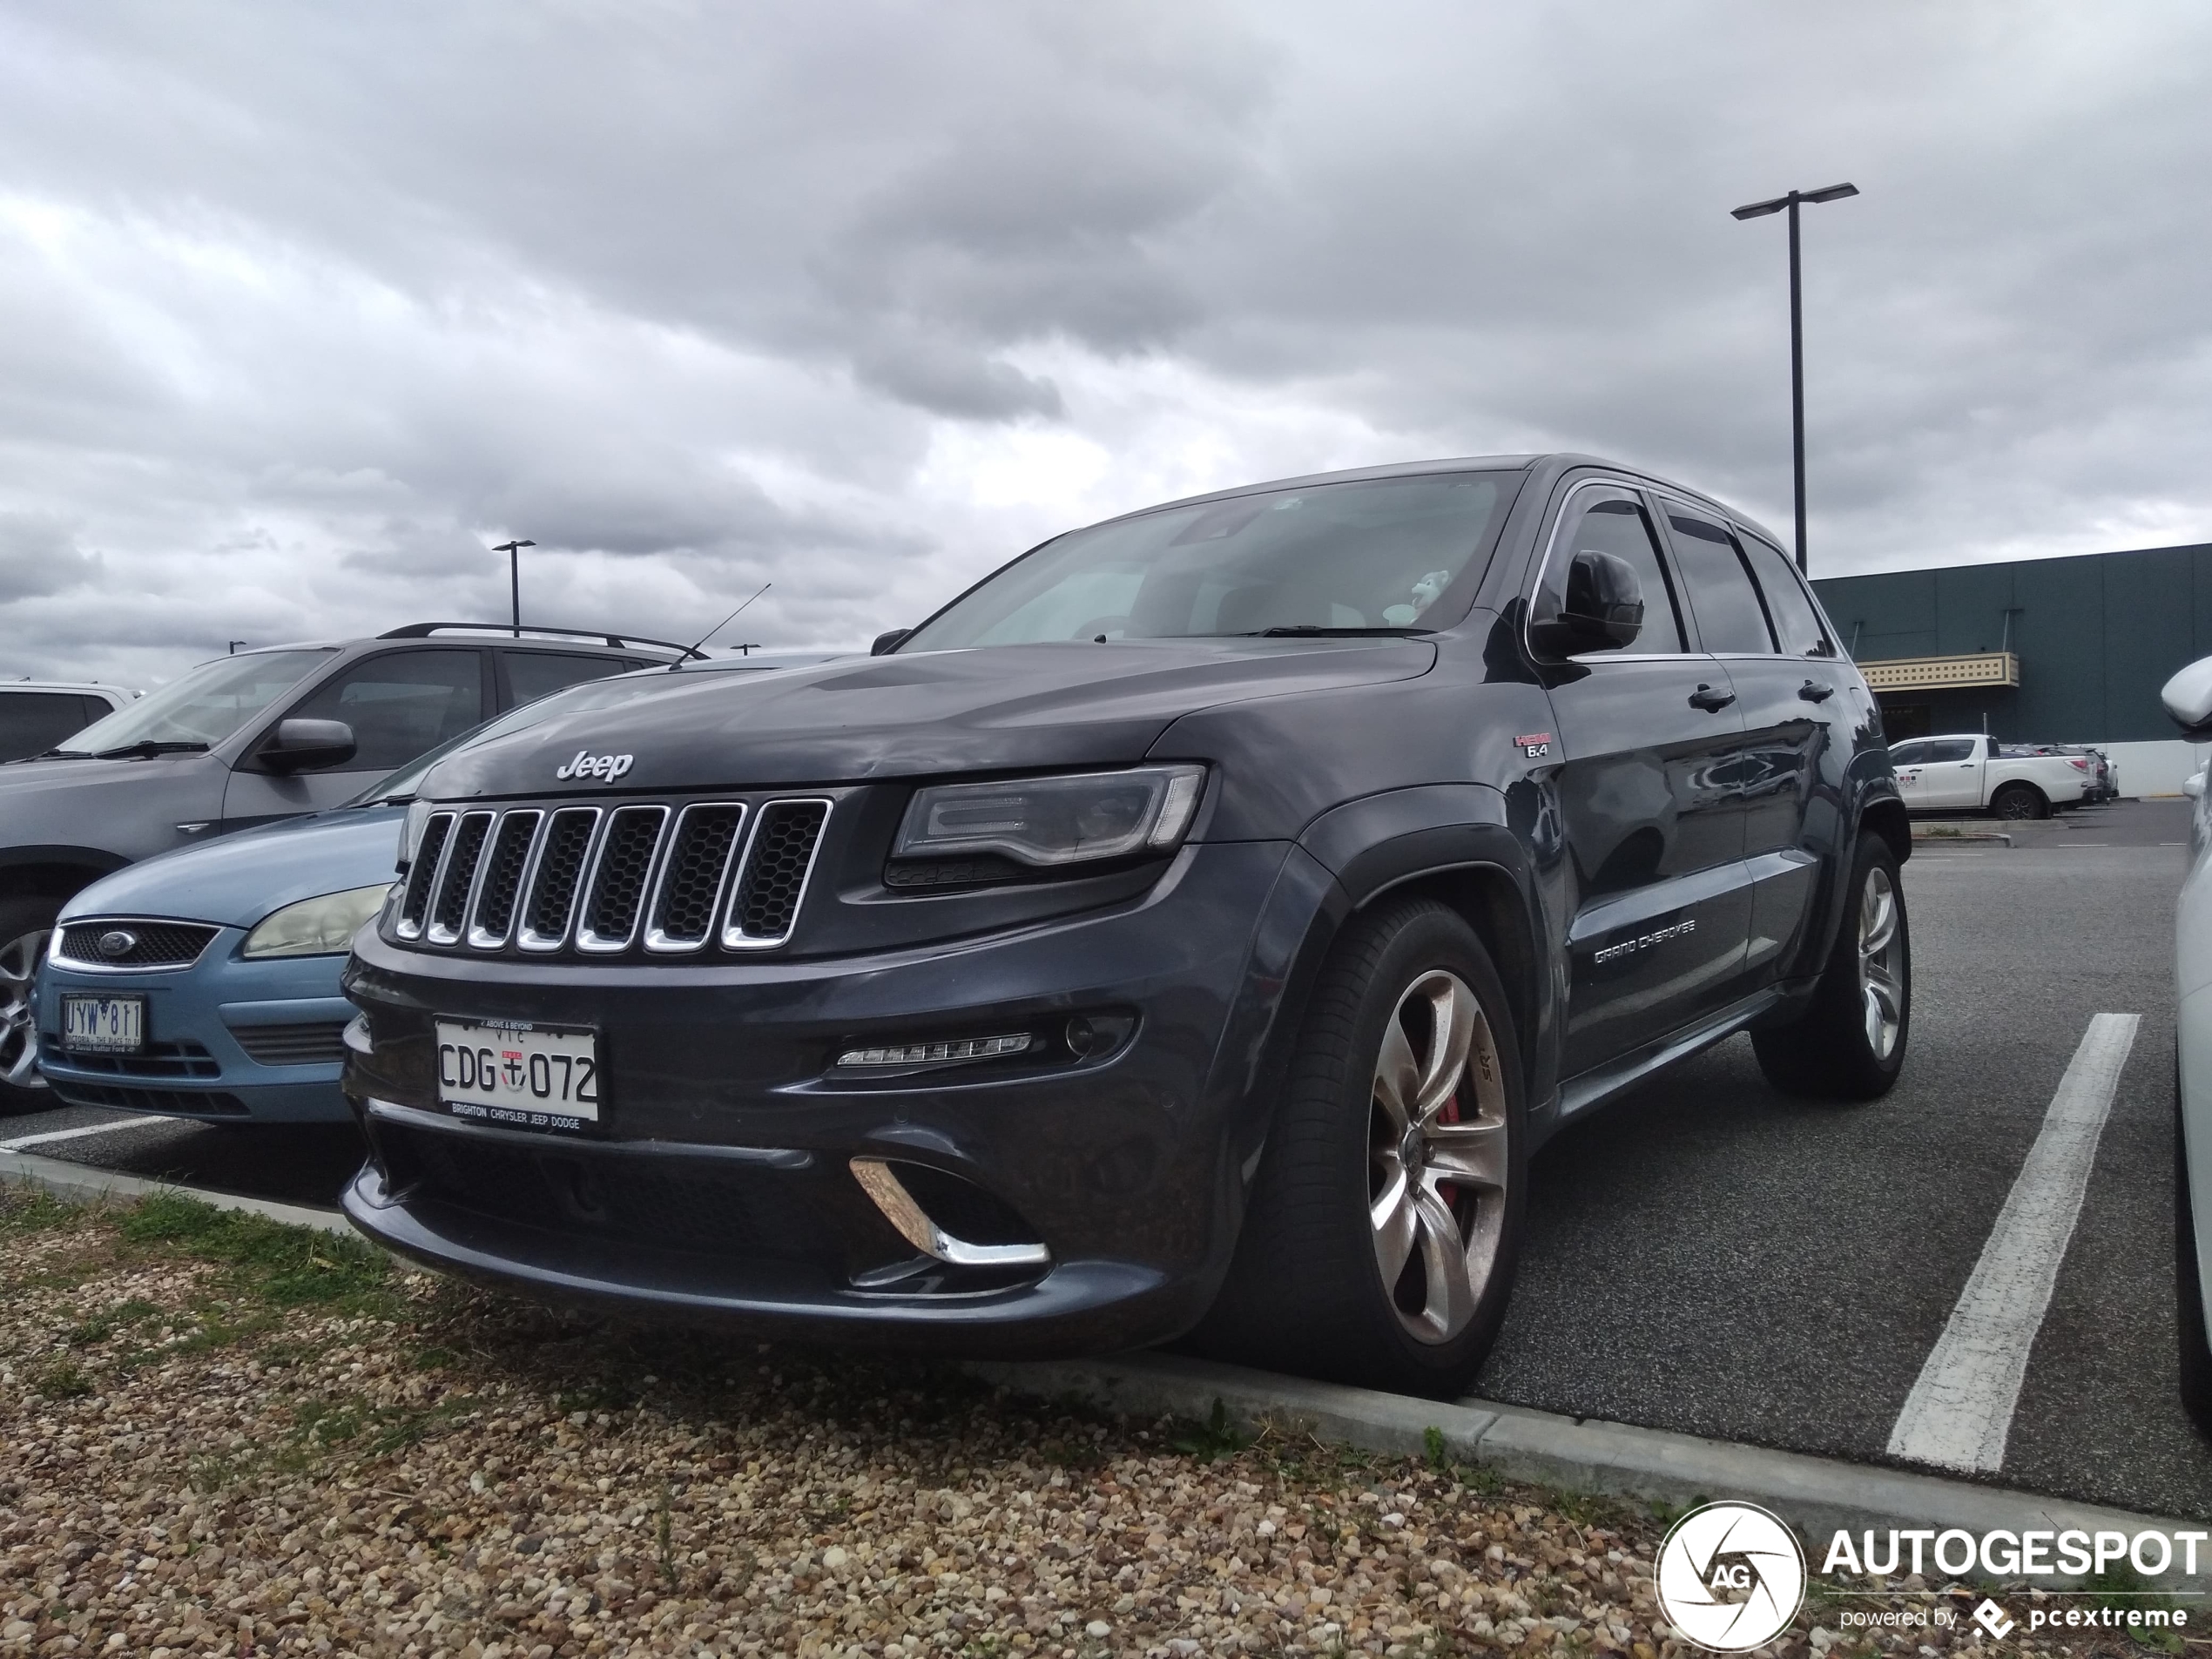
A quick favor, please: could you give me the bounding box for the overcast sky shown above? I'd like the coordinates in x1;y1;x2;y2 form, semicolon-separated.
2;1;2208;686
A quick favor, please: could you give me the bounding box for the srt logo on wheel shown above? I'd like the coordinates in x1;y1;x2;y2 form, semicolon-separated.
1654;1501;1806;1652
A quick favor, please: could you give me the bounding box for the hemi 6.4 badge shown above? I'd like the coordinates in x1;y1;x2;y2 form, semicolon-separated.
1515;732;1554;759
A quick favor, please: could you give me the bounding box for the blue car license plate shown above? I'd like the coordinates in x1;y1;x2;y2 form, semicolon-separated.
62;994;145;1055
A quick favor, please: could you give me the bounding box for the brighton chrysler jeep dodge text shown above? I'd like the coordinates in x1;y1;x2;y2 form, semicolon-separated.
340;455;1911;1397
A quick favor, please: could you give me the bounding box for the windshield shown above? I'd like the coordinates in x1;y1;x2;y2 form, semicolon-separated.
346;668;681;806
901;473;1507;651
54;650;334;755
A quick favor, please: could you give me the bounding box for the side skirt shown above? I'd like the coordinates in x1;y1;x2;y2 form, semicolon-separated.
1531;985;1789;1148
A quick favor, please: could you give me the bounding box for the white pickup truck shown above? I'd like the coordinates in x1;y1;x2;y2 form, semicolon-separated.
1888;733;2094;819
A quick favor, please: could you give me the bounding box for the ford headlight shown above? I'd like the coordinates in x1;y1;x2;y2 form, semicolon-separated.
243;885;395;958
894;765;1205;867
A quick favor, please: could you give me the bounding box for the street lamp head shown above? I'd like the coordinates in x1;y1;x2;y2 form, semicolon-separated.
1800;182;1858;204
493;538;536;554
1731;194;1791;220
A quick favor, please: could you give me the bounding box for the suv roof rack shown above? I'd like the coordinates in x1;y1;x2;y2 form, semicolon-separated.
378;623;706;660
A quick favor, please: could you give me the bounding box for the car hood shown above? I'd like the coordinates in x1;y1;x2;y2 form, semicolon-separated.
421;636;1438;799
0;749;214;796
58;805;405;930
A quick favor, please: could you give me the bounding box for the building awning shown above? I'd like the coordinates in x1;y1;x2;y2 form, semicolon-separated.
1857;651;2020;693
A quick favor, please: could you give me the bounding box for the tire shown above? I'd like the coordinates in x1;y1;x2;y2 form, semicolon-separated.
2179;1062;2212;1434
0;895;60;1115
1190;898;1527;1399
1752;836;1911;1100
1993;783;2048;821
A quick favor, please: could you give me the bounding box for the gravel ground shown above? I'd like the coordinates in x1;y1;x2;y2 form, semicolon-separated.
0;1190;2171;1657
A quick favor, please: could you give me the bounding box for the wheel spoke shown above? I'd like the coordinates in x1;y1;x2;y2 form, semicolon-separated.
1413;977;1474;1125
1422;1121;1507;1193
1412;1187;1475;1340
1372;1017;1419;1135
1371;1172;1417;1286
1860;888;1895;956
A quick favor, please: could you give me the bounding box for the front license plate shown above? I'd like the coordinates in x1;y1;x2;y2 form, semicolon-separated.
435;1019;601;1130
62;994;145;1055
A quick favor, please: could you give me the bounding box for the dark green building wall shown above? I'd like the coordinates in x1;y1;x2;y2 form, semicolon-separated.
1811;543;2212;743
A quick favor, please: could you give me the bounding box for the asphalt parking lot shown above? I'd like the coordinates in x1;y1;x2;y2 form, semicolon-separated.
6;797;2208;1521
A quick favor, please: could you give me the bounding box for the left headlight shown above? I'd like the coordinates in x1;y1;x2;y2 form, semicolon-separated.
894;765;1206;868
242;884;395;958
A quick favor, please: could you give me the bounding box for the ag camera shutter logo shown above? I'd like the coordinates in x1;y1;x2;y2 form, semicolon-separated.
1655;1502;1806;1652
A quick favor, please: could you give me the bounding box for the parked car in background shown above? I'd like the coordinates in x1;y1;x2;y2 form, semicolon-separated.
1887;733;2092;819
341;453;1911;1398
2161;654;2212;1433
0;624;698;1110
30;651;845;1124
0;681;136;764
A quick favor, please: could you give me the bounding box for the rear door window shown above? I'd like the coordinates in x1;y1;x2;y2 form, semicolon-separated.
1737;535;1834;658
1925;738;1978;763
502;650;631;707
1665;510;1776;654
0;691;102;762
285;649;486;772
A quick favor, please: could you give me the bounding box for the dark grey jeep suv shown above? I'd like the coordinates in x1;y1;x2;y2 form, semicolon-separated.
340;455;1910;1396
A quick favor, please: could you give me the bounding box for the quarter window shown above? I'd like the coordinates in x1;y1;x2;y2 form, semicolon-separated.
1534;489;1684;653
1738;534;1833;657
1667;511;1775;654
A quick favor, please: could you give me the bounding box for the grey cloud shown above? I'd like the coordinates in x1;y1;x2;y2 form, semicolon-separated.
0;514;100;603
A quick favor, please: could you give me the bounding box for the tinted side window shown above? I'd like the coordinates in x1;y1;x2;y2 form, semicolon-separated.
1666;511;1775;653
1738;534;1832;657
503;650;629;706
287;649;484;772
1888;741;1928;766
1925;738;1977;763
1535;489;1684;652
0;692;101;762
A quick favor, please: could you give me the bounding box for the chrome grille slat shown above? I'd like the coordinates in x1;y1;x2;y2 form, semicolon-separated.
468;810;543;949
425;812;496;945
723;798;833;949
644;803;747;953
395;812;456;939
516;807;604;952
576;806;671;954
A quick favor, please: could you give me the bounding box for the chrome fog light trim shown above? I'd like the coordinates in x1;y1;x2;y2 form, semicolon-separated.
849;1158;1050;1270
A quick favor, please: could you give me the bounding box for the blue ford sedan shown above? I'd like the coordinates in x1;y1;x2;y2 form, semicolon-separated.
35;653;838;1123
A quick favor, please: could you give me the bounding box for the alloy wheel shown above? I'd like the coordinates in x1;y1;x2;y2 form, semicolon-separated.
1858;867;1905;1061
0;927;50;1092
1367;968;1509;1345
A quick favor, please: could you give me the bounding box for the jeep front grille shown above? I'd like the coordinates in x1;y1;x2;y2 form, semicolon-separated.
395;795;832;957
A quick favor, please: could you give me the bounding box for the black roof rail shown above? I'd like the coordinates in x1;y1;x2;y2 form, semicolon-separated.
377;623;706;660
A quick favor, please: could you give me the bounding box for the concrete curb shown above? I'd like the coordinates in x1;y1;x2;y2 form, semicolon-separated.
0;1150;351;1236
973;1352;2206;1586
1911;828;2013;846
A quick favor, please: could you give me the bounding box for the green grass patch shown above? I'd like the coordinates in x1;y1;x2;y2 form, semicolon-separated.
0;1185;85;1238
1170;1397;1252;1463
119;1191;397;1316
32;1358;92;1399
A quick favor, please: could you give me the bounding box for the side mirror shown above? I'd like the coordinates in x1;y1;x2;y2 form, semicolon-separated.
871;628;912;657
2164;656;2212;738
2187;772;2205;800
1531;550;1644;657
260;718;356;773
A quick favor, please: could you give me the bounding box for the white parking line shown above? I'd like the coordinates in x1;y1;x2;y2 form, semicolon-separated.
1885;1012;2140;1473
0;1116;140;1155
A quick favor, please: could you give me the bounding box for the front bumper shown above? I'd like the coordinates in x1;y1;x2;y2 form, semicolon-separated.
36;939;358;1123
341;839;1326;1356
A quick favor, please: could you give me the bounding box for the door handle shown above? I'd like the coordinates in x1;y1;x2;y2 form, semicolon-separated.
1797;679;1834;702
1689;684;1736;711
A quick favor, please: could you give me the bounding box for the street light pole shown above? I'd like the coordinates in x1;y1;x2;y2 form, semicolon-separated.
1732;182;1858;573
492;539;536;637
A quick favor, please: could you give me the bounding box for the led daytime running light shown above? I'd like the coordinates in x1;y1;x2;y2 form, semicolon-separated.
836;1034;1032;1069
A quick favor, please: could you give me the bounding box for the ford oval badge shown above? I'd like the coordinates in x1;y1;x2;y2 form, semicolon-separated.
96;928;138;960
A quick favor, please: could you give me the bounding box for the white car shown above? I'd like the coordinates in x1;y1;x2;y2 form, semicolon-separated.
1886;732;2093;819
0;680;135;765
2162;657;2212;1431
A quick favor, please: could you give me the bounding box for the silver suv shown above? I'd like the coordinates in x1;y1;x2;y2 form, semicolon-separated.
0;624;691;1108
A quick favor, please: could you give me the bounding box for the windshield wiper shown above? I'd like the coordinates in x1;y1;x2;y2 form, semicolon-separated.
31;748;94;759
91;739;212;759
1239;624;1434;637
